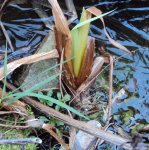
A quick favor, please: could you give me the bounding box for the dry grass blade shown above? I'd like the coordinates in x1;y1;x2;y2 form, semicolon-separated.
0;21;14;52
88;57;105;81
0;111;27;116
87;7;131;54
69;128;76;149
0;49;59;80
52;0;73;76
63;34;73;75
55;26;75;89
77;57;104;93
48;0;70;36
0;123;30;129
54;27;65;56
0;0;11;18
0;0;14;52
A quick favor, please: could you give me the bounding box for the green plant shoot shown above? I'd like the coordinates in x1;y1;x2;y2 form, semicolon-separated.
71;8;115;77
71;8;91;77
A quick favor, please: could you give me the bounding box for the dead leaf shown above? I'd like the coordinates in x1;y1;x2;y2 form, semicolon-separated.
87;7;131;55
54;27;76;89
75;37;95;87
0;49;59;80
77;57;104;93
48;0;70;36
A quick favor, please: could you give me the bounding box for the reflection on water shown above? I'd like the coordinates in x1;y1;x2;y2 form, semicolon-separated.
75;0;149;126
0;0;148;147
0;1;51;61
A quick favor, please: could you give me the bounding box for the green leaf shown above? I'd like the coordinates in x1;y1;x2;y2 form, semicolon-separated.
56;120;64;126
57;92;62;100
47;90;53;97
39;116;49;122
63;94;70;102
55;105;60;111
72;9;115;30
47;101;53;107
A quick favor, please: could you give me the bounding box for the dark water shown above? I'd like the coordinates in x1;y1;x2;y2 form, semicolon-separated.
0;0;148;149
75;0;149;128
0;1;51;62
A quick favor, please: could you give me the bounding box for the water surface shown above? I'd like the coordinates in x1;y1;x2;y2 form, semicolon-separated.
0;0;148;149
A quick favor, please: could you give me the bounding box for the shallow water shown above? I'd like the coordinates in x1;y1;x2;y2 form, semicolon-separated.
75;0;149;128
0;0;148;149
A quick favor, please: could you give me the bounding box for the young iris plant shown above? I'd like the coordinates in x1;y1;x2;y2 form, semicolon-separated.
71;8;91;77
50;0;114;90
71;8;115;86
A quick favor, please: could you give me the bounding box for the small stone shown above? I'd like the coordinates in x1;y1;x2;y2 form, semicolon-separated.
72;120;101;150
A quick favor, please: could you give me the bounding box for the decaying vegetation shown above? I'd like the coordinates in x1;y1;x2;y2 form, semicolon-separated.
0;0;148;150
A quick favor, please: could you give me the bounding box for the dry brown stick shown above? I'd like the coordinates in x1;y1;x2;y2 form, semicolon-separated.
107;56;113;118
42;124;70;150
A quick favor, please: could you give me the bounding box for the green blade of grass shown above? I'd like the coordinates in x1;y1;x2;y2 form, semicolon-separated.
72;9;115;30
5;58;73;97
5;92;89;120
1;72;61;101
24;72;61;93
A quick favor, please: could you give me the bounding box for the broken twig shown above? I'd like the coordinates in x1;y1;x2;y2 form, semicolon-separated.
0;138;42;145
